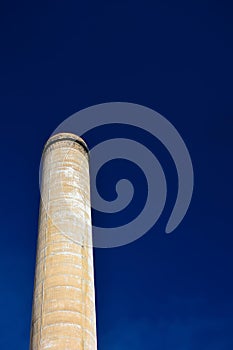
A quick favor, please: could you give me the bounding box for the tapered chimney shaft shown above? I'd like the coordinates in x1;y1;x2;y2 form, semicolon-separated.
30;133;97;350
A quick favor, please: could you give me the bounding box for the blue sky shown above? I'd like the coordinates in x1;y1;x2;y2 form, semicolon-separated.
0;0;232;349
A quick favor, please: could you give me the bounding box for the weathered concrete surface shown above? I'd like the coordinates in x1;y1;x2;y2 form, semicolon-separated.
30;133;97;350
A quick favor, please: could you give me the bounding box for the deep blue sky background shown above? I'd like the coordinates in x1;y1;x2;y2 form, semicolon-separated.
0;1;233;349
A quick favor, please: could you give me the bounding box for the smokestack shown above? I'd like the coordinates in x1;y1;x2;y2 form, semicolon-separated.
30;133;97;350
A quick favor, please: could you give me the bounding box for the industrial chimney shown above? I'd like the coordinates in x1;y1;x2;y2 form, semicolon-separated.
30;133;97;350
